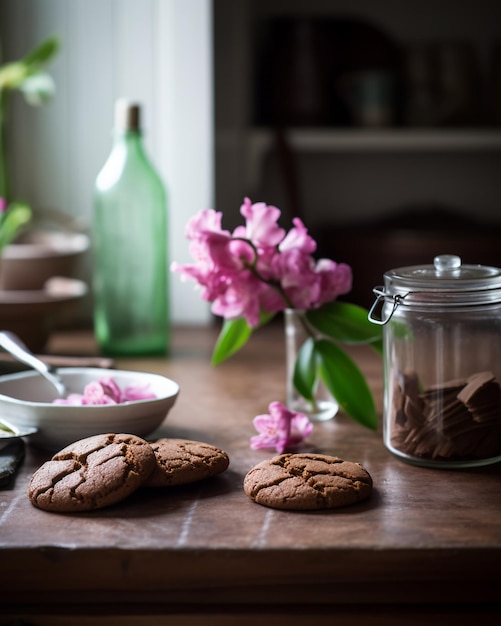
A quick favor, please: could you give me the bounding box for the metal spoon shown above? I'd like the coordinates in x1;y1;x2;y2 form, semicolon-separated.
0;330;67;397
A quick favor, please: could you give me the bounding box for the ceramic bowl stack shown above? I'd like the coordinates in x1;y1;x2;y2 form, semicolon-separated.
0;229;90;352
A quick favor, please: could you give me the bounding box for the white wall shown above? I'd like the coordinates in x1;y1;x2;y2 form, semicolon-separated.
0;0;212;324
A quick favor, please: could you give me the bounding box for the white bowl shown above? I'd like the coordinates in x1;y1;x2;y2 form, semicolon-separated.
0;367;179;451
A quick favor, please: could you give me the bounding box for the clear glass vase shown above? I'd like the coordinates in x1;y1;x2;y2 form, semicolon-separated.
284;308;339;422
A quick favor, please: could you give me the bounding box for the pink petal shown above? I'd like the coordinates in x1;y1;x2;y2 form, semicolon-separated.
291;413;314;439
252;413;278;434
98;377;122;402
314;260;353;306
279;218;316;255
185;208;227;240
122;384;156;401
250;401;313;453
240;197;285;248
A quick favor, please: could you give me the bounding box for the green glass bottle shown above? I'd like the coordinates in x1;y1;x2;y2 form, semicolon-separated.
93;99;169;355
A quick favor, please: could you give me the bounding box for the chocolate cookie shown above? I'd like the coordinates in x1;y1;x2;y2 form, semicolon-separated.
243;453;372;510
144;438;229;487
28;433;156;513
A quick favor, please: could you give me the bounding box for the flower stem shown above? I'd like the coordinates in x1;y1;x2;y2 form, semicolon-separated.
235;235;322;411
234;237;296;307
290;309;322;413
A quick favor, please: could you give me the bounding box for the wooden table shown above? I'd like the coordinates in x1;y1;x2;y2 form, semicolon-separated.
1;323;500;625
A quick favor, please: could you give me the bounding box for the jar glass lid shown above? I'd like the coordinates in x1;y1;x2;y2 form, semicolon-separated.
384;254;501;294
369;255;501;324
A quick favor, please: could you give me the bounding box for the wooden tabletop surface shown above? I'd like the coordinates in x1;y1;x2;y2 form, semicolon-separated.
1;323;500;625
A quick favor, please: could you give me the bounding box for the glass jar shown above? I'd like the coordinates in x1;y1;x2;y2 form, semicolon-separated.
369;254;501;468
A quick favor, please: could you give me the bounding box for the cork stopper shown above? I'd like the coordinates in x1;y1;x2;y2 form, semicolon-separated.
114;98;141;131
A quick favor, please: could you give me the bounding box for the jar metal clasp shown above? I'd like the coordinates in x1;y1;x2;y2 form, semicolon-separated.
368;287;406;325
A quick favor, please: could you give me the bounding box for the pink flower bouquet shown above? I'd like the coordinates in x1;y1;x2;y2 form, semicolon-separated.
172;198;382;429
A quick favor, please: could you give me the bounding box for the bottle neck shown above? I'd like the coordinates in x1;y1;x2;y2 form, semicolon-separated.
111;128;148;158
112;101;144;148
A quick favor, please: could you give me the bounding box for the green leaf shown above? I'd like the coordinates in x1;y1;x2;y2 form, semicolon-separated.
314;338;378;430
23;37;60;67
211;318;252;365
306;301;383;346
0;201;32;249
292;337;317;402
211;311;275;365
0;36;60;91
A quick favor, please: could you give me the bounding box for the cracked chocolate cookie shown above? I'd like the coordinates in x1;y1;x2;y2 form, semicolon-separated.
143;438;229;487
28;433;156;512
244;453;373;510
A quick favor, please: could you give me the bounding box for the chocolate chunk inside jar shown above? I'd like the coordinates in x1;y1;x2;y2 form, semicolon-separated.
370;254;501;468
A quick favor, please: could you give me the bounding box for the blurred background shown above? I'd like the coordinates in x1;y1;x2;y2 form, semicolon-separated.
215;0;501;307
0;0;213;331
1;0;501;332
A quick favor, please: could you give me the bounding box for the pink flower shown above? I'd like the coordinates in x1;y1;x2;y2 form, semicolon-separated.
239;197;285;248
53;393;86;406
196;231;236;270
0;197;7;212
250;401;313;453
278;217;317;255
52;378;156;405
98;377;122;402
211;270;264;327
171;198;353;327
272;247;321;309
80;381;117;405
315;259;352;305
185;208;228;241
121;384;157;402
